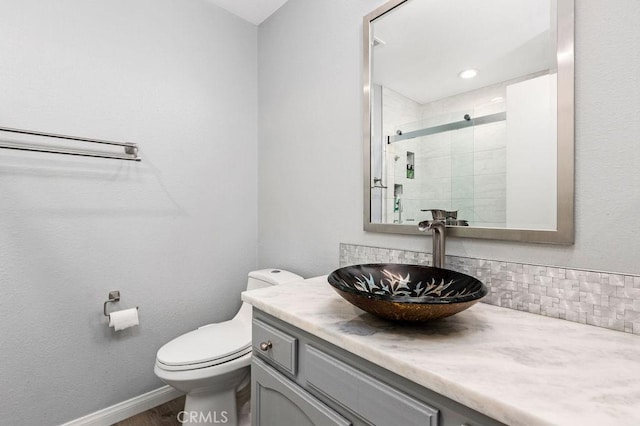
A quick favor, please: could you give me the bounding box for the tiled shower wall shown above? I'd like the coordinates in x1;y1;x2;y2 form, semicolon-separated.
382;85;508;227
339;243;640;336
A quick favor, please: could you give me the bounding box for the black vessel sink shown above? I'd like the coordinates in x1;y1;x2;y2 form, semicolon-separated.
328;263;487;321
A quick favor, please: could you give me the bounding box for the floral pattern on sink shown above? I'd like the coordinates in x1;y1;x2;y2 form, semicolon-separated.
352;269;473;298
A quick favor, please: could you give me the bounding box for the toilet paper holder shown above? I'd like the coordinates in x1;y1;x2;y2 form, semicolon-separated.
103;291;138;317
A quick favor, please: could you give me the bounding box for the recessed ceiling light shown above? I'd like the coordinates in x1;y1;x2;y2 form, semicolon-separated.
458;69;478;79
491;96;504;102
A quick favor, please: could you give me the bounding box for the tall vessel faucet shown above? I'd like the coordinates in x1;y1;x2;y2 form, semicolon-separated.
418;220;446;269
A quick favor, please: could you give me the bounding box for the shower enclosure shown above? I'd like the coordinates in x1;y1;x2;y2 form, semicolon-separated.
370;84;508;227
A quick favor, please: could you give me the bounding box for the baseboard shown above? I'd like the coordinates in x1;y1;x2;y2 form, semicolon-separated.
60;385;183;426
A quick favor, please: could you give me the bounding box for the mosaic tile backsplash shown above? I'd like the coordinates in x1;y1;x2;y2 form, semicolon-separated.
339;243;640;335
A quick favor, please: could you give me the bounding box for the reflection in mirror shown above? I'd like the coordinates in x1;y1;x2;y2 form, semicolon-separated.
364;0;574;243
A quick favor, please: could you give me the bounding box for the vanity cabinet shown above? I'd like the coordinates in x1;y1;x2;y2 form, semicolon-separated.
252;358;350;426
251;310;504;426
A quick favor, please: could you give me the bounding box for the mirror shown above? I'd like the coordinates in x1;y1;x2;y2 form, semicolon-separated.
363;0;574;243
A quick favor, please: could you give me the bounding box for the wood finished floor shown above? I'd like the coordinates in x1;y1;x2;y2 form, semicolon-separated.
112;396;251;426
112;396;185;426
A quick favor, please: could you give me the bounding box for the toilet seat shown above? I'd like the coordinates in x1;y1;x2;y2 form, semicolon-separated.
156;320;251;372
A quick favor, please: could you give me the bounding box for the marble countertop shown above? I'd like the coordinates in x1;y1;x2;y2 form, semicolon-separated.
242;276;640;426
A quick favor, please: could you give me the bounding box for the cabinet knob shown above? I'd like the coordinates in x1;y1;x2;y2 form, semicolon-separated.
259;341;272;351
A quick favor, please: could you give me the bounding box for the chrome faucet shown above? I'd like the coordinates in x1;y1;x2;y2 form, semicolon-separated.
418;220;446;268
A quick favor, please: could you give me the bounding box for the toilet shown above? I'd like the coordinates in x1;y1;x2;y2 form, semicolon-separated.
154;269;303;425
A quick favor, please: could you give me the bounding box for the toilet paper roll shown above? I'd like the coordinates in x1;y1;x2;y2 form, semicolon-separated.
109;308;139;331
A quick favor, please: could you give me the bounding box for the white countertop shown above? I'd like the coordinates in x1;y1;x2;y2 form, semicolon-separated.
242;276;640;426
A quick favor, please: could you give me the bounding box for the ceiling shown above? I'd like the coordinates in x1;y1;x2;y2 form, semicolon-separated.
372;0;556;105
205;0;289;25
205;0;554;105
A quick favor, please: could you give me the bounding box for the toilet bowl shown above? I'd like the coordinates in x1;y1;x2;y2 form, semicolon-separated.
154;269;302;425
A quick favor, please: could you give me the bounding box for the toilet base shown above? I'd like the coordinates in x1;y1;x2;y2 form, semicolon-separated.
155;353;252;425
181;389;238;425
179;374;250;425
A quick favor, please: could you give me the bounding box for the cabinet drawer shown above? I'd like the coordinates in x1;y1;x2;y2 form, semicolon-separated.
306;345;439;426
253;319;298;375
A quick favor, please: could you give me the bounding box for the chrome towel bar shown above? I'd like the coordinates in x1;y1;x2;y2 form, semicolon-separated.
0;125;141;161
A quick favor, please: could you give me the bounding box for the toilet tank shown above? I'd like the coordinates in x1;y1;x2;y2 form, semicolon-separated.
247;269;303;291
234;269;303;323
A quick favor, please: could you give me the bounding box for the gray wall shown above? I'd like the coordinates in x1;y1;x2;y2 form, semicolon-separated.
0;1;257;424
258;0;640;277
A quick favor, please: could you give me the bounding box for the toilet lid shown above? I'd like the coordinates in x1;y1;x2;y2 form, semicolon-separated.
156;320;251;369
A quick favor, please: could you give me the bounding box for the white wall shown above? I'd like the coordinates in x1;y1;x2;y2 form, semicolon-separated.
506;73;558;229
258;0;640;277
0;1;257;424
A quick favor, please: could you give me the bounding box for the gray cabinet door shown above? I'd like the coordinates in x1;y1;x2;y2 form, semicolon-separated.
305;345;439;426
252;358;352;426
